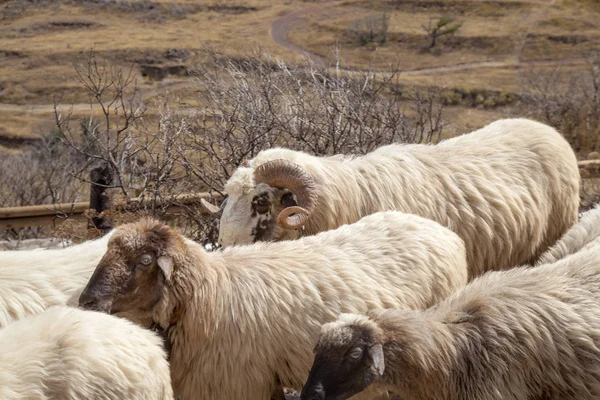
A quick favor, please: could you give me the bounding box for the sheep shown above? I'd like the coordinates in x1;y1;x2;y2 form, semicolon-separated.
0;232;114;328
217;118;580;278
537;203;600;265
0;230;200;329
301;241;600;400
0;305;173;400
78;211;468;400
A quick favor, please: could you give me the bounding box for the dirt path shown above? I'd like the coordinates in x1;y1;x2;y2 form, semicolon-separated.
270;1;342;68
0;79;191;115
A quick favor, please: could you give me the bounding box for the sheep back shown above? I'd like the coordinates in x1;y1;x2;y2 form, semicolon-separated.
0;306;173;400
536;203;600;265
0;233;112;328
170;211;468;400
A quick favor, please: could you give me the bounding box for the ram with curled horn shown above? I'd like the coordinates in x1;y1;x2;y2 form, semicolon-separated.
217;119;581;279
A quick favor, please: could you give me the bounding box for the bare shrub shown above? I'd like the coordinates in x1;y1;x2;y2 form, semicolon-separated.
352;12;390;46
53;51;211;233
0;135;86;240
521;55;600;154
6;49;445;245
184;49;445;195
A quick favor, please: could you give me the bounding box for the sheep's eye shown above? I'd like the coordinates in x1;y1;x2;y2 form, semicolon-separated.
139;254;153;266
348;347;363;360
256;198;269;207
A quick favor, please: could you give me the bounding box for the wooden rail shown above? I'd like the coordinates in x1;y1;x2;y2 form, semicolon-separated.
0;192;224;230
1;160;599;230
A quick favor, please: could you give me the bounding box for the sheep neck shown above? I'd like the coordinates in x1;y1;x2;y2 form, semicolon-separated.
377;310;461;400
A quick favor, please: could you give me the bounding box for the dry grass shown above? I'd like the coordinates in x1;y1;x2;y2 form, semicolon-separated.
1;0;599;153
286;0;599;71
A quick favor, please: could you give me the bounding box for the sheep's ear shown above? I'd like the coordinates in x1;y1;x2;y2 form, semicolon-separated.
157;256;174;282
369;344;385;377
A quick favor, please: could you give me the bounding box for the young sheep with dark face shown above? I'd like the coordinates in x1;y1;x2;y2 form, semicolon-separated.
78;212;468;400
302;242;600;400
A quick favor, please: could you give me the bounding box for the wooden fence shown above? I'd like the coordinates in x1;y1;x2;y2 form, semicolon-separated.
1;160;599;230
0;192;224;230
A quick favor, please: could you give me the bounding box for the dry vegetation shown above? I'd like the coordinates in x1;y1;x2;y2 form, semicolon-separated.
0;50;446;241
1;0;599;242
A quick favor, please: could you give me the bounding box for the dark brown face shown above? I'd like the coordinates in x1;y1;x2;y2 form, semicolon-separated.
301;327;385;400
78;229;174;316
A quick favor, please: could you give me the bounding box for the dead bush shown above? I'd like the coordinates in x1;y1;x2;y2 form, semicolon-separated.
520;55;600;154
6;49;446;245
183;49;445;195
0;135;86;240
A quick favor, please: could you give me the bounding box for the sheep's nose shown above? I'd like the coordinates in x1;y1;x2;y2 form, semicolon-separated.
78;290;99;310
300;383;325;400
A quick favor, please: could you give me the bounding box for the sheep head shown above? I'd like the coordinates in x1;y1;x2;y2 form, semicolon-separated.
78;217;186;320
301;313;386;400
218;159;318;247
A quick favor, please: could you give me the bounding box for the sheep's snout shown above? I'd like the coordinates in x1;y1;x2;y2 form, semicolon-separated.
78;261;115;313
300;382;325;400
78;287;112;313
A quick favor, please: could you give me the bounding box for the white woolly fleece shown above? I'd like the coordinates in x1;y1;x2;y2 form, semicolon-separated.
221;118;580;278
0;232;113;328
0;306;173;400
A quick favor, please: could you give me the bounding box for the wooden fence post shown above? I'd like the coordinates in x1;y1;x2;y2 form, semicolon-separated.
88;164;114;234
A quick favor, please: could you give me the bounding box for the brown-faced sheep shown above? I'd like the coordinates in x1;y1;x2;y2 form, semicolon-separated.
302;241;600;400
78;212;468;400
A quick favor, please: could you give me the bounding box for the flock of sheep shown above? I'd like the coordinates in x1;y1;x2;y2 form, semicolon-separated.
0;117;598;400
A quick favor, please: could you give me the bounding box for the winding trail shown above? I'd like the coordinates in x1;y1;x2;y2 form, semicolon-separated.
0;79;192;115
270;1;341;67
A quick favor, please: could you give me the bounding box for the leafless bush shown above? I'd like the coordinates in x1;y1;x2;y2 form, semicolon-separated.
7;49;445;245
55;51;199;214
521;55;600;154
184;49;445;194
0;136;86;240
352;13;390;46
51;50;220;244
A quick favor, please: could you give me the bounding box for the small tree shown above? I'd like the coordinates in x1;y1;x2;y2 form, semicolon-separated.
421;16;462;49
353;12;390;46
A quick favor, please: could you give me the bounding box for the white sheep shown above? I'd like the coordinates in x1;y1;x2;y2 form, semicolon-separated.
537;203;600;265
0;232;113;328
301;241;600;400
218;118;580;278
0;306;173;400
78;211;468;400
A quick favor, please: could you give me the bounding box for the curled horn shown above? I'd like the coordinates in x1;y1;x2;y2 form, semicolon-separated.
254;160;318;230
